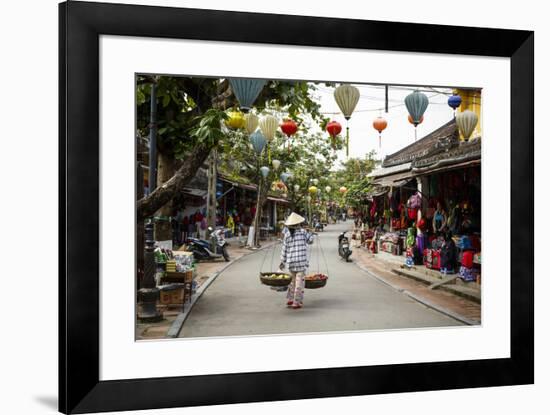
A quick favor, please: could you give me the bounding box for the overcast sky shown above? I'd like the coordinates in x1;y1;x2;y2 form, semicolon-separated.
310;83;456;167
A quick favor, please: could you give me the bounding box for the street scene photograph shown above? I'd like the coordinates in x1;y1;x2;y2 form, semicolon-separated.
135;75;482;340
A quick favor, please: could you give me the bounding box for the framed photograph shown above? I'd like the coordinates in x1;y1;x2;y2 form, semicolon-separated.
59;1;533;413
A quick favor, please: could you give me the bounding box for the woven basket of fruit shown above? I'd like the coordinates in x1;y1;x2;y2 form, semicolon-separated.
260;272;292;287
305;273;328;289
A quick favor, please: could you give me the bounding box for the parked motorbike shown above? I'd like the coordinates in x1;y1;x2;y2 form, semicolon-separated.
338;231;352;262
187;227;230;262
314;220;324;232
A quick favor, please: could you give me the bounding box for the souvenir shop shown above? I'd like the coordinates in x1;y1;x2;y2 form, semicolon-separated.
360;163;482;284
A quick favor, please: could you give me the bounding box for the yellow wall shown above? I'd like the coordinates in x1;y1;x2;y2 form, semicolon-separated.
454;88;482;140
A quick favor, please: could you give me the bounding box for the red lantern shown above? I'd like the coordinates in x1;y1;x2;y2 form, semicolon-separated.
326;120;342;149
408;114;424;125
372;116;388;148
280;119;298;137
280;119;298;152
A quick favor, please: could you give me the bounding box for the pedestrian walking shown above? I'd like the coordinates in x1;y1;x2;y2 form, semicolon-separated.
279;212;314;309
181;215;189;243
194;210;203;238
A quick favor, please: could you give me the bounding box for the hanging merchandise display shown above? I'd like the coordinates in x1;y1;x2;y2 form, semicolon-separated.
229;78;267;111
271;159;281;170
456;109;479;140
259;114;278;162
280;119;298;152
260;166;270;178
447;93;462;116
225;110;246;129
250;130;266;155
244;113;259;134
405;90;429;140
334;84;360;156
326;120;342;149
372;116;388;148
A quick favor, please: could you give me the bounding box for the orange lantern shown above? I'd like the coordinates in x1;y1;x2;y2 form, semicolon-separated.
408;114;424;125
372;116;388;148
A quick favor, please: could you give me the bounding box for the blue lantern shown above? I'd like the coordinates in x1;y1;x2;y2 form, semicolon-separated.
448;93;462;109
250;131;266;155
405;90;429;126
405;90;429;140
260;166;270;178
229;78;267;111
280;172;290;183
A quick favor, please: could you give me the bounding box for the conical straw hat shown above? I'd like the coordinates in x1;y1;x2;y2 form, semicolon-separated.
284;212;305;226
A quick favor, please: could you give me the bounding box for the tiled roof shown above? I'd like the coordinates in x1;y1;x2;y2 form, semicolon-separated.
382;119;459;168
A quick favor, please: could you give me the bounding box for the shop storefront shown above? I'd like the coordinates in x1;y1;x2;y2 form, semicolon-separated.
361;119;482;284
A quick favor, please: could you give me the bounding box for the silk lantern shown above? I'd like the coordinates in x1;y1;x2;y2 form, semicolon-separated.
334;84;360;156
326;120;342;149
259;114;278;162
280;119;298;152
250;131;266;155
456;110;478;140
225;110;246;129
272;159;281;170
448;93;462;116
405;90;429;140
229;78;266;111
372;116;388;148
260;166;270;178
244;113;259;134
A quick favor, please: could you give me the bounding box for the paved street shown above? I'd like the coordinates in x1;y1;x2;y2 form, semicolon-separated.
179;221;463;338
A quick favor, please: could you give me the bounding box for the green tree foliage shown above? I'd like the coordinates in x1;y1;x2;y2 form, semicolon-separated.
136;75;334;219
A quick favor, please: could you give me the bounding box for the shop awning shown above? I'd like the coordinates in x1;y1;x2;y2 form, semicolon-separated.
372;170;414;187
267;196;289;204
218;176;257;191
369;188;389;197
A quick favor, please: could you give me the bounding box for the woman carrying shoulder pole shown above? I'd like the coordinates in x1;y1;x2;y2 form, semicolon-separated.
279;212;315;309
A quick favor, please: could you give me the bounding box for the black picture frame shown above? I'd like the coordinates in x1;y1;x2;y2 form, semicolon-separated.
59;1;534;413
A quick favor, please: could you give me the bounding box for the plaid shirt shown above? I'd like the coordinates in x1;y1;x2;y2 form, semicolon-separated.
280;228;314;272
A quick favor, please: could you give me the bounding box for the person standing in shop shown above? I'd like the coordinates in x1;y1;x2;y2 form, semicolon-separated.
279;212;315;309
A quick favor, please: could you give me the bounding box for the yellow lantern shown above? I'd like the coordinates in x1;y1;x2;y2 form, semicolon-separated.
244;113;259;134
259;114;278;162
225;110;246;129
308;186;318;195
259;115;278;141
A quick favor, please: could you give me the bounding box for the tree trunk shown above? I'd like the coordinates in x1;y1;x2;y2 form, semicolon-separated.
206;148;218;231
136;140;214;221
252;179;269;247
154;151;176;241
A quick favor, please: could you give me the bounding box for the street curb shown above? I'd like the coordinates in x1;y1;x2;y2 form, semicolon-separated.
167;240;279;338
391;267;481;304
354;261;480;326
